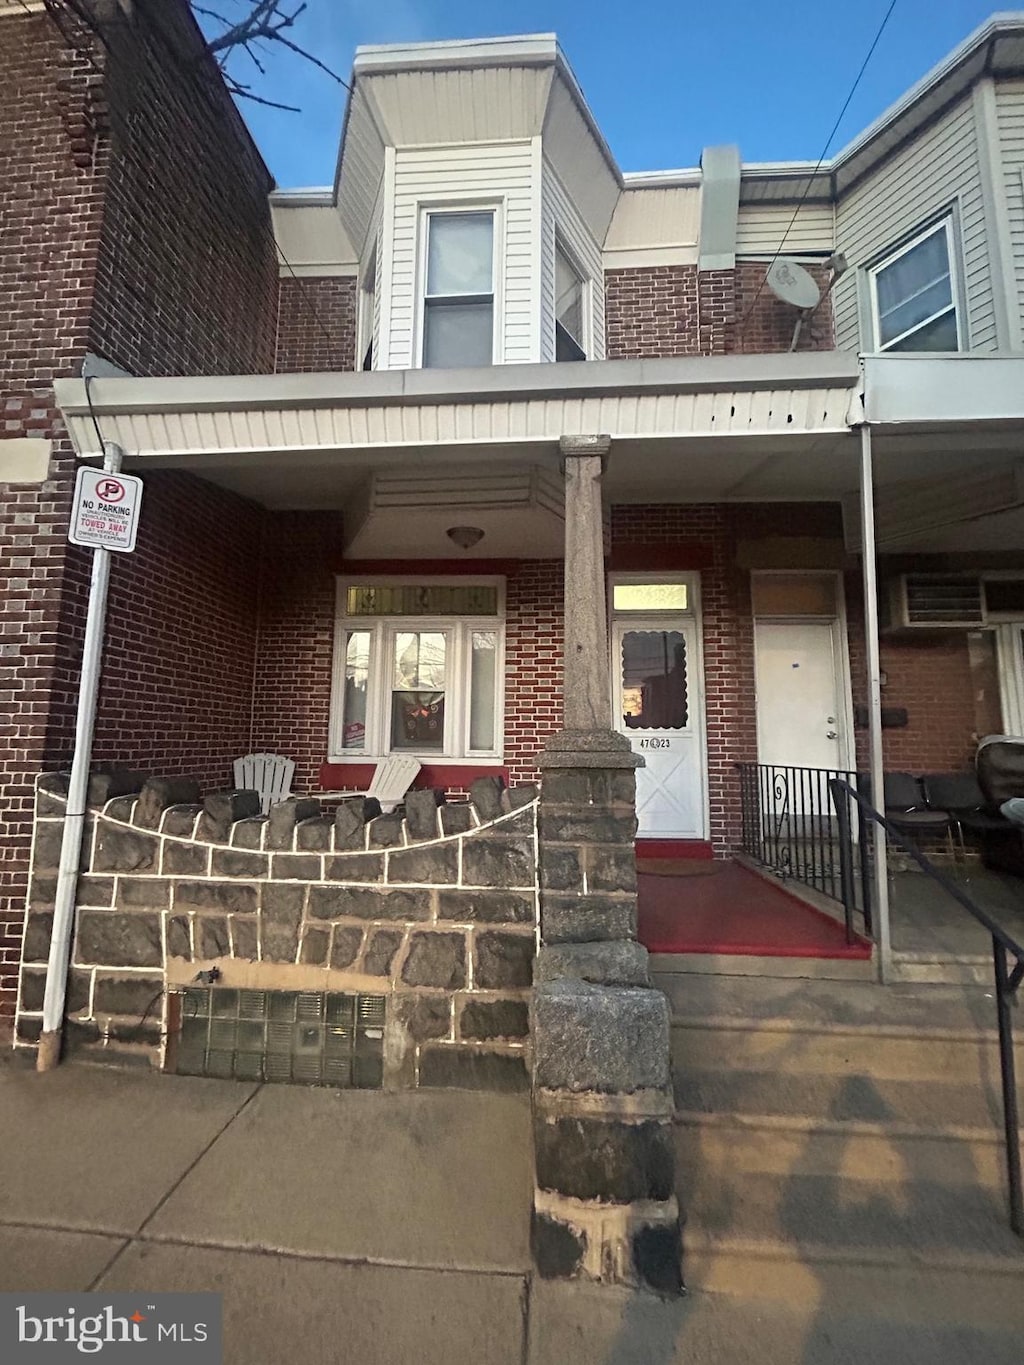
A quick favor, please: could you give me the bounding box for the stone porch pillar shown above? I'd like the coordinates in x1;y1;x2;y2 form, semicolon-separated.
529;436;682;1293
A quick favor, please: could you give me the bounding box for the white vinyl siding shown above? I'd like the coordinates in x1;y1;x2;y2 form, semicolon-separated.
996;79;1024;336
736;202;835;255
834;95;995;352
384;141;536;369
541;161;604;362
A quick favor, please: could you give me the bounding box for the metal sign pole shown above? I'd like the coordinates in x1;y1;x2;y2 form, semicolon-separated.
38;441;125;1071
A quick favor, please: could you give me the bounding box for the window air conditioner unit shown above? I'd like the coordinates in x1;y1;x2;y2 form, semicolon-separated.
888;573;985;629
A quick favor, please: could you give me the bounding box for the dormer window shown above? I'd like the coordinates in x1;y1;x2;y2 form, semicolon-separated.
422;211;495;368
555;242;586;361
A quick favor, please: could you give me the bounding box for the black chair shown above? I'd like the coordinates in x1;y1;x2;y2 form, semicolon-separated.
883;772;955;855
922;772;987;860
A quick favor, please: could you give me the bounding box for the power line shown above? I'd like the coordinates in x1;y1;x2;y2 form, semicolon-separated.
738;0;900;339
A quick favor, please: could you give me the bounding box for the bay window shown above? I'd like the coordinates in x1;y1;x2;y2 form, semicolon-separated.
331;580;504;761
422;211;495;368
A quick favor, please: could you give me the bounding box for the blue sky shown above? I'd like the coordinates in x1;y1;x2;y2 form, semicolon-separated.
199;2;1010;188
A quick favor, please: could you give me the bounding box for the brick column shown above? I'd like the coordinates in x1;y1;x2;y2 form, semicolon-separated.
529;437;682;1293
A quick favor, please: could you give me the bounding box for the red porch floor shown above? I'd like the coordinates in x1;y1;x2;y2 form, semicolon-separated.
637;860;872;959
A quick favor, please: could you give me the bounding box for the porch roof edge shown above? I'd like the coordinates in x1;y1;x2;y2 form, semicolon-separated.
863;353;1024;427
54;353;862;421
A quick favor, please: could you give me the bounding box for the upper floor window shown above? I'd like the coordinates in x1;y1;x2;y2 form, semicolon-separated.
422;211;495;368
869;219;961;352
555;241;586;361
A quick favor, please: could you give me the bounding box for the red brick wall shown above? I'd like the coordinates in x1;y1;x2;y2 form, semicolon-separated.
276;277;358;374
0;1;278;1012
91;472;265;789
604;261;834;359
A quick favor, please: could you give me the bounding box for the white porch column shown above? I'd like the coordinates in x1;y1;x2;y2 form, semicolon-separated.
859;422;892;980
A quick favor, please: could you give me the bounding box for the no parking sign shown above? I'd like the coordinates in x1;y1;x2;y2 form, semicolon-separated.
68;464;144;553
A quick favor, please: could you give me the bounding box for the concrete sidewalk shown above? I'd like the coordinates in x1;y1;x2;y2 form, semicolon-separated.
3;1048;1023;1364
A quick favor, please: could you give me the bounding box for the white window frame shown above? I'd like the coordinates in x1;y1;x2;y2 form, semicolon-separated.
329;577;506;764
357;246;376;372
868;217;963;353
417;203;502;369
554;232;590;361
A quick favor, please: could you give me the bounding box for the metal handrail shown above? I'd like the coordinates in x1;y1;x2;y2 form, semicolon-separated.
829;776;1024;1238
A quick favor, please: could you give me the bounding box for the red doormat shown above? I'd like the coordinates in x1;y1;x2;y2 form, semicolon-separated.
638;861;872;959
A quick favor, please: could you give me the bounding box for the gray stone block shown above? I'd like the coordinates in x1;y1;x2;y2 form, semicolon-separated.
93;974;163;1019
533;941;650;987
540;846;582;892
404;788;443;840
37;772;70;815
166;915;192;959
538;809;638;845
368;813;404;847
531;1212;586;1279
32;820;65;871
161;805;203;838
330;925;364;969
269;853;321;880
76;875;114;907
474;932;534;989
540;769;636;807
532;982;671;1094
16;1017;43;1044
104;796;137;822
505;783;539;811
210;849;268;878
87;771;147;807
494;807;536;836
94;823;158;873
387;843;459;884
267;798;322;851
633;1222;683;1295
439;804;475;836
419;1047;528;1092
541;893;637;944
260;883;305;962
231;918;258;960
300;926;330;966
588;845;638;894
201;790;261;842
459;998;529;1040
21;912;53;963
231;817;266;849
469;776;505;821
296;817;334;851
394;993;451;1042
323;853;385;883
401;932;466;989
174;881;257;915
534;1114;674;1203
161;841;210;877
362;929;403;976
307;885;430;922
75;911;162;968
436;889;535;924
20;967;89;1015
117;877;171;910
28;874;56;909
198;917;230;958
462;836;535;888
134;778;202;830
333;798;367;850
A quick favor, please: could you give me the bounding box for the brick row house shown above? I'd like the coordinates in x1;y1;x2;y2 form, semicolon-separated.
3;3;1024;1079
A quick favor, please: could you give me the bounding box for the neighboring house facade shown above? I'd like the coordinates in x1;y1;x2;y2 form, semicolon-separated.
4;5;1024;1058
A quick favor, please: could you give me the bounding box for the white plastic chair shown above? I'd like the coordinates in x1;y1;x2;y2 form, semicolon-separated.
364;755;422;813
233;753;295;816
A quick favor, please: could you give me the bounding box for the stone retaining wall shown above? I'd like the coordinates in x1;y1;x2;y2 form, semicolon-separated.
17;774;539;1090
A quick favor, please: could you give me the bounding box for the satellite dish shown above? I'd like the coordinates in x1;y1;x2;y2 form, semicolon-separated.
766;259;821;311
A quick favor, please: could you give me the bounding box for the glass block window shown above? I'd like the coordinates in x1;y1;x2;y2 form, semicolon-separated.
870;219;961;352
333;579;504;762
172;988;385;1088
422;211;495;368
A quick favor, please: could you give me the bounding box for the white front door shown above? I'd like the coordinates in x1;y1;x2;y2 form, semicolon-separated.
613;619;706;838
755;620;845;772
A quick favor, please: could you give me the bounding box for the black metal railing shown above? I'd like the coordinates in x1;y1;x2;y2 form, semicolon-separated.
736;762;873;943
829;776;1024;1239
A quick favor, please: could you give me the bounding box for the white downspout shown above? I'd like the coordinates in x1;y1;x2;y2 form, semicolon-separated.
37;440;123;1070
859;421;892;982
